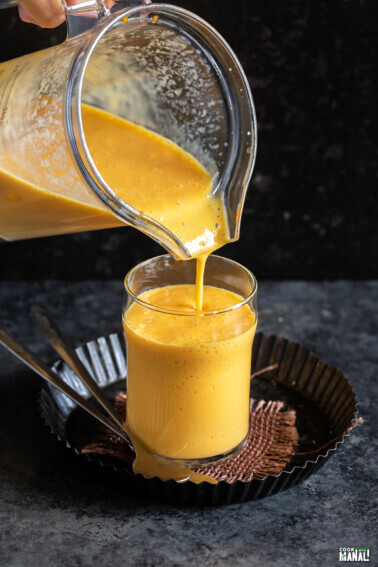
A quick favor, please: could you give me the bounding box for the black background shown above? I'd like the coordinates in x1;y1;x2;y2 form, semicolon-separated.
0;0;376;280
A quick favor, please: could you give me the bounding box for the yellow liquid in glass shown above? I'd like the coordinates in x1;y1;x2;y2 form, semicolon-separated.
123;284;256;461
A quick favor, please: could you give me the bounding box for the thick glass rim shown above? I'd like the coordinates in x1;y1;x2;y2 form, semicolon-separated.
124;254;258;316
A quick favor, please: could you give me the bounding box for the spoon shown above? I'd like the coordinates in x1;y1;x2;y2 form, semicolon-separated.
0;327;131;445
0;313;217;484
30;305;129;444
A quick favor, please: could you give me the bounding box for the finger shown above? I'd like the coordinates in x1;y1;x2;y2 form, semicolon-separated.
17;0;66;28
18;4;38;25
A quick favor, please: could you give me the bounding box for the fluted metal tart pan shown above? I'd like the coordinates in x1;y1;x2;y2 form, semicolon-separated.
39;332;359;506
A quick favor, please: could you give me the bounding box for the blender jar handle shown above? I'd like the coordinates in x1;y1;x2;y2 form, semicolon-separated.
0;0;109;38
62;0;151;39
0;0;151;37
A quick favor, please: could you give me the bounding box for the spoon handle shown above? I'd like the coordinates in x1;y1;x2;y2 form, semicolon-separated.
0;327;133;449
31;305;126;437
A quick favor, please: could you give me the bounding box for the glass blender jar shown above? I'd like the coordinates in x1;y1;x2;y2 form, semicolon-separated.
0;0;257;259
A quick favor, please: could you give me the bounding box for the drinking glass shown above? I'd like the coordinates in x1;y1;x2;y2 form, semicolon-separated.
123;254;258;466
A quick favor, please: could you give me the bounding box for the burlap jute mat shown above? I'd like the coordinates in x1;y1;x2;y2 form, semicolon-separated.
193;399;297;482
81;393;298;483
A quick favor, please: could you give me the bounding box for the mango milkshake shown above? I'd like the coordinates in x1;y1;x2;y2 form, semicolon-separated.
123;256;257;465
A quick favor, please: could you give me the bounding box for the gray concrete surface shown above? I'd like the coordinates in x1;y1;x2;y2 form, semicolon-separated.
0;281;376;566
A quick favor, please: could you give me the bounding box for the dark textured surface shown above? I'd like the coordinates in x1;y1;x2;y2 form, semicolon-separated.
0;0;376;279
0;281;376;566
